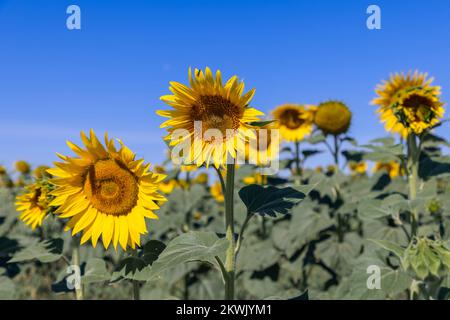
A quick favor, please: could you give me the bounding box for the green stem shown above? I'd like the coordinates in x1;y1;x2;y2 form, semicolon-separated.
224;163;236;300
294;141;301;185
407;134;419;237
333;135;340;167
71;246;84;300
131;249;140;300
235;213;253;259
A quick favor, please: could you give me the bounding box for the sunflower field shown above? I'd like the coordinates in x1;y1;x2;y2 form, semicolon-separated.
1;68;450;301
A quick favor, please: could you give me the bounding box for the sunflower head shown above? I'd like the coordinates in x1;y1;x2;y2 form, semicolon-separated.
33;165;52;179
15;181;53;230
372;71;441;109
373;161;404;179
193;211;202;221
194;173;209;185
243;173;267;185
210;181;224;202
272;104;316;142
245;122;281;166
15;178;26;188
48;130;167;251
15;161;31;175
372;71;443;137
0;166;6;175
315;101;352;135
157;67;264;168
392;87;444;135
180;165;197;172
348;161;367;175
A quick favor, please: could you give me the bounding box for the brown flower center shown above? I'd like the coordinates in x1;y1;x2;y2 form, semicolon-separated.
280;109;304;130
191;95;243;134
83;159;139;216
403;94;434;121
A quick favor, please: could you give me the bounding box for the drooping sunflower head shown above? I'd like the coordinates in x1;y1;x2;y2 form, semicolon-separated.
348;161;367;175
15;182;52;230
373;161;404;179
272;104;316;142
48;130;167;251
157;67;264;168
15;161;31;175
372;71;443;137
315;101;352;135
392;87;444;135
33;165;52;179
210;181;224;202
0;166;7;175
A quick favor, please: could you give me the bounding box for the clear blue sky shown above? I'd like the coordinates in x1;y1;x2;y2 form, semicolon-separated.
1;0;449;170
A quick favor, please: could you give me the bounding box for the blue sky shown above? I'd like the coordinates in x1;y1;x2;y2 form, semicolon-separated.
0;0;449;171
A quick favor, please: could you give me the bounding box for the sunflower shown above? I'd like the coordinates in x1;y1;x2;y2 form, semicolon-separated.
0;166;6;175
373;161;404;179
48;130;167;251
315;101;352;135
245;123;281;166
157;67;264;168
243;173;267;185
15;161;31;175
33;165;52;179
372;71;443;137
15;182;52;230
348;161;367;175
272;104;316;142
180;165;197;172
210;181;224;202
390;87;444;135
194;172;209;185
154;165;177;194
15;178;26;188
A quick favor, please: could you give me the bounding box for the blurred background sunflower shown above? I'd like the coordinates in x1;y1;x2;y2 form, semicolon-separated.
272;104;316;142
15;182;52;230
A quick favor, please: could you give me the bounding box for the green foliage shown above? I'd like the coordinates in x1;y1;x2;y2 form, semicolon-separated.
2;130;450;300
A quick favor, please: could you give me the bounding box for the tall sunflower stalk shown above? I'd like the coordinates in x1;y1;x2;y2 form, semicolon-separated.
372;71;444;238
71;242;84;300
157;67;264;300
223;163;236;299
406;134;420;236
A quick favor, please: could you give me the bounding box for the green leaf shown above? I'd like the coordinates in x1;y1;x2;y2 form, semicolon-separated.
81;258;111;284
141;240;167;265
370;239;405;259
112;240;166;282
238;184;307;217
0;276;16;299
357;195;407;220
249;120;276;127
149;231;228;280
306;133;326;144
8;238;63;263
